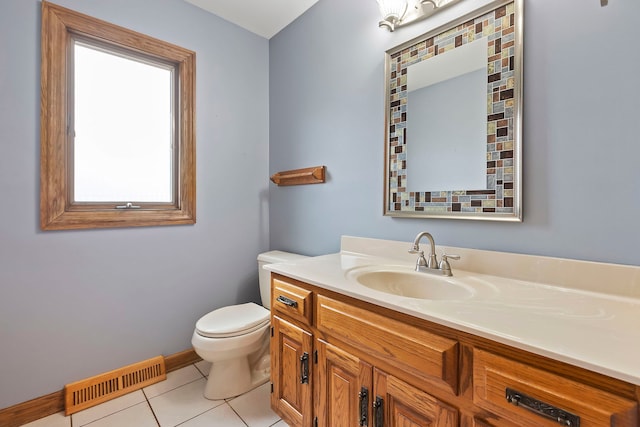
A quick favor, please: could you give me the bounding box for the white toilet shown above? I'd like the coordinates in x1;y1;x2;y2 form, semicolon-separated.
191;250;308;400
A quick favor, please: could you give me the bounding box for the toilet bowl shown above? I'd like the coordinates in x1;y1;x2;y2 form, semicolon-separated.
191;250;308;400
191;303;271;399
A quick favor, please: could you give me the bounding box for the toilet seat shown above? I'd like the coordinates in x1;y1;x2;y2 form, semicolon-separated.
196;302;270;338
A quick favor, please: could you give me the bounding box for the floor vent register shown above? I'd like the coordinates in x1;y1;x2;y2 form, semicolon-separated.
64;355;166;415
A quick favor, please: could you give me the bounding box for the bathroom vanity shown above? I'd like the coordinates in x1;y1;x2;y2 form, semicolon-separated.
266;236;640;427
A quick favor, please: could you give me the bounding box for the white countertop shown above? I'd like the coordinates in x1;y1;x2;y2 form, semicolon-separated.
265;236;640;385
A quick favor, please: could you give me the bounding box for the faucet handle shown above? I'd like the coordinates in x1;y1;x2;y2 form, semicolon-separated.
409;248;428;271
439;254;460;276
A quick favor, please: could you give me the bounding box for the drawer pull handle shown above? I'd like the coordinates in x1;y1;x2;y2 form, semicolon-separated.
506;388;580;427
373;396;384;427
276;295;298;308
358;387;369;426
300;352;309;384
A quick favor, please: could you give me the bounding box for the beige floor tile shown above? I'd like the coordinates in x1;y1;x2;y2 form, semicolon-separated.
80;402;158;427
178;402;247;427
19;363;281;427
72;390;146;426
228;382;279;427
149;378;224;426
144;365;204;399
19;411;70;427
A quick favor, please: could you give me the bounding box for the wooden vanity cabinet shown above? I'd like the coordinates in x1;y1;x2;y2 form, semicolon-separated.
270;315;313;427
270;277;314;427
270;273;640;427
315;339;372;426
373;369;459;427
315;340;458;427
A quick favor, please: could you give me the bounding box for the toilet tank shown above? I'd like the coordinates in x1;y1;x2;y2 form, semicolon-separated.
257;251;308;309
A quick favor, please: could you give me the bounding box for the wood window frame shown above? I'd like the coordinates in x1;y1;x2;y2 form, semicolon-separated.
40;1;196;230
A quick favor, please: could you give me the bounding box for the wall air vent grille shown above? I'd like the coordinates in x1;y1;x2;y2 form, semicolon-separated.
64;355;166;415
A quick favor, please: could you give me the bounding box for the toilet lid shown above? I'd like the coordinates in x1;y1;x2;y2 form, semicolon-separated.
196;302;270;338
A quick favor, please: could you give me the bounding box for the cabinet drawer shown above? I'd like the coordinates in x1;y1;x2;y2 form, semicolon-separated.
473;348;638;427
271;277;312;324
316;295;458;394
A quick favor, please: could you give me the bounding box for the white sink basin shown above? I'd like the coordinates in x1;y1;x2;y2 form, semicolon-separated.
346;266;475;300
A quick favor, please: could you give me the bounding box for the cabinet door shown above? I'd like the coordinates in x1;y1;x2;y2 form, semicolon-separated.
316;339;373;427
373;368;459;427
271;315;313;427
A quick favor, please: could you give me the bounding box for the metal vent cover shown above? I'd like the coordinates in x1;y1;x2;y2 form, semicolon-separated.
64;355;166;415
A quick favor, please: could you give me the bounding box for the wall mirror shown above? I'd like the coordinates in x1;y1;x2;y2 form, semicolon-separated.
383;0;523;221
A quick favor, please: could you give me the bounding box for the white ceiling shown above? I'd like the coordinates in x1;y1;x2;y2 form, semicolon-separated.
183;0;320;39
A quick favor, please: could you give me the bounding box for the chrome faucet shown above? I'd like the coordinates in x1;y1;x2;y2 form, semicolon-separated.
408;231;460;276
409;231;438;271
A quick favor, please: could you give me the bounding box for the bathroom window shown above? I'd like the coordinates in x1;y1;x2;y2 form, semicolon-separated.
40;2;196;230
72;40;175;204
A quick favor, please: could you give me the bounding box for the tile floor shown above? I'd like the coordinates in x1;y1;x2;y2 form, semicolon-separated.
20;361;289;427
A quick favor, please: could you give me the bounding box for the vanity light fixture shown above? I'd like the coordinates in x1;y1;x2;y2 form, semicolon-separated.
377;0;463;31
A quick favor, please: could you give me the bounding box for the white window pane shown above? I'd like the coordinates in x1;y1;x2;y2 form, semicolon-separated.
73;43;174;203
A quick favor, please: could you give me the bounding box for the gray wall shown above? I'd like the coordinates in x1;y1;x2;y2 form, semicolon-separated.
0;0;269;409
269;0;640;266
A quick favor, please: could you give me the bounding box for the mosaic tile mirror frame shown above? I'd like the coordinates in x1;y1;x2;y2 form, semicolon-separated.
383;0;523;221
